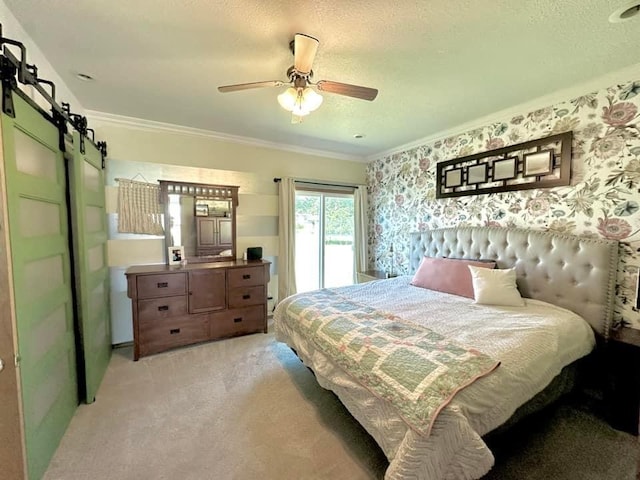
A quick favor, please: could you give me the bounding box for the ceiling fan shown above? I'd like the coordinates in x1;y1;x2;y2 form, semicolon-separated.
218;33;378;123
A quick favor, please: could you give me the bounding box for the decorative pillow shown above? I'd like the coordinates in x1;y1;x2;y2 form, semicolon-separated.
410;256;496;298
468;265;525;306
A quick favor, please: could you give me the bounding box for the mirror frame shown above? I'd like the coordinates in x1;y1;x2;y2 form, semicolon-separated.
159;180;239;263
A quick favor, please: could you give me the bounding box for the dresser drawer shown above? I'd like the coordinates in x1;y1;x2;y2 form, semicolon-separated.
210;306;265;339
137;273;187;299
227;266;264;288
138;296;187;322
139;316;208;357
228;285;265;308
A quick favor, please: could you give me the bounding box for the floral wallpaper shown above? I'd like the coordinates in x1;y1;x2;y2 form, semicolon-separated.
367;79;640;330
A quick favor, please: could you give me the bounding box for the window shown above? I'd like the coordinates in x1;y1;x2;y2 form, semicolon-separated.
295;188;355;292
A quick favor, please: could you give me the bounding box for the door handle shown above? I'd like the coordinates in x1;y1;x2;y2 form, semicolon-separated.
0;357;4;373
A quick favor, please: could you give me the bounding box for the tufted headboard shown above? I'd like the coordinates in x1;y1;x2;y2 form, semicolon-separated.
409;227;618;338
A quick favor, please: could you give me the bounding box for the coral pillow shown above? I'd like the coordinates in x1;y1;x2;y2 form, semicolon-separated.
410;256;496;298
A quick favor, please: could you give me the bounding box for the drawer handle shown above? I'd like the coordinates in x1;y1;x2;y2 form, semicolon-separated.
158;305;169;311
170;328;180;334
234;317;243;323
157;282;168;288
242;294;251;300
242;274;251;279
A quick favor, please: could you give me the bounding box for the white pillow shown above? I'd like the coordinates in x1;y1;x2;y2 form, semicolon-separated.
468;265;525;306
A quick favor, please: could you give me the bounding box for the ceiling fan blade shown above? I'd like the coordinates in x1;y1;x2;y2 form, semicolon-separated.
218;80;284;93
293;34;319;75
315;80;378;101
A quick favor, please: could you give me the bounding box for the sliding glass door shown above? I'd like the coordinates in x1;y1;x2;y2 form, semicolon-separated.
295;190;355;292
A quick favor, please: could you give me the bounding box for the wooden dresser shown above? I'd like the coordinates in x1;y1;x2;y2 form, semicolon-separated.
126;260;270;360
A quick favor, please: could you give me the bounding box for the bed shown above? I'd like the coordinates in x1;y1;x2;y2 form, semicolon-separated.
274;227;618;480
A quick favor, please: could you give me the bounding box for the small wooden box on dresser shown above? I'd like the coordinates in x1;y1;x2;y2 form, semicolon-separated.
126;259;270;360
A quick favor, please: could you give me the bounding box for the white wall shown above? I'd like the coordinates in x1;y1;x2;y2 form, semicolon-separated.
94;119;367;344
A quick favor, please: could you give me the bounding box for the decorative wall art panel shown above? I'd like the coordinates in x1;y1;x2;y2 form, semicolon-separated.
436;132;572;198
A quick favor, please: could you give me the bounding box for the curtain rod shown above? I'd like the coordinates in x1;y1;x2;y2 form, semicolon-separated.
273;177;359;189
115;173;152;183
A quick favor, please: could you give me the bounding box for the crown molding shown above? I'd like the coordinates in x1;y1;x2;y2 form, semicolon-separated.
367;62;640;162
85;110;366;163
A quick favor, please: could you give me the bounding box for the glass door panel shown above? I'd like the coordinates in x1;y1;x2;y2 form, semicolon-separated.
295;193;321;292
324;195;354;288
295;191;355;291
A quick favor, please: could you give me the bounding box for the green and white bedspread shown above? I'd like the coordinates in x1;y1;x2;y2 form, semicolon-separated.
282;288;500;436
275;277;596;479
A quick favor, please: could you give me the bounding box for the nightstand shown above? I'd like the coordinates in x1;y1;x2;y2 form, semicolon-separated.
605;327;640;436
356;270;386;283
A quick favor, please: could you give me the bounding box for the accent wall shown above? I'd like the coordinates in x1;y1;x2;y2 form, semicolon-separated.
367;78;640;329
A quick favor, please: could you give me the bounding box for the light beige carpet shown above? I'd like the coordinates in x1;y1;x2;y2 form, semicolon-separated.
43;326;387;480
43;325;637;480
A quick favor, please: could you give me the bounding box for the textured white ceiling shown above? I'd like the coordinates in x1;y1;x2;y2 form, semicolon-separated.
4;0;640;159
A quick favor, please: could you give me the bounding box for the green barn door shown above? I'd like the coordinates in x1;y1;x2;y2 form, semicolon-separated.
2;92;78;479
69;131;111;403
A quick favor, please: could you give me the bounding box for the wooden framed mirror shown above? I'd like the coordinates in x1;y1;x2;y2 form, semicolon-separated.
159;180;239;263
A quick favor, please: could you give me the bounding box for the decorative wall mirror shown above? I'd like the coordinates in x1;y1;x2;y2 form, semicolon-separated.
159;180;239;263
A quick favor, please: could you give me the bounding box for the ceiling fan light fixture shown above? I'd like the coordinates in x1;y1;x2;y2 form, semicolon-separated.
277;87;322;116
291;104;311;117
302;87;323;112
277;87;298;110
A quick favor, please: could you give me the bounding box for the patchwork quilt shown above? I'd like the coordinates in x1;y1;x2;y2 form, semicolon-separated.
282;288;500;436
